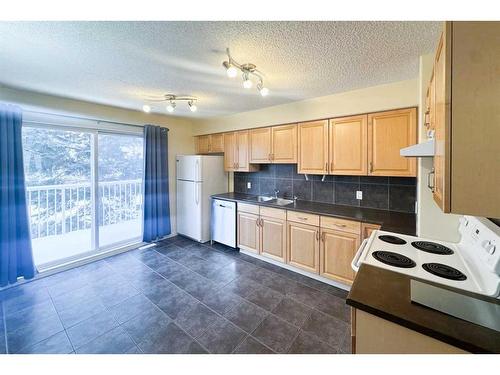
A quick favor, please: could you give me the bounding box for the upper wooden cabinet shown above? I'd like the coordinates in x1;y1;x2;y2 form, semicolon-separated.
249;127;272;163
429;22;500;218
329;115;368;175
223;131;259;173
196;135;210;154
368;108;417;177
271;124;297;163
249;124;297;164
298;120;329;174
196;134;224;154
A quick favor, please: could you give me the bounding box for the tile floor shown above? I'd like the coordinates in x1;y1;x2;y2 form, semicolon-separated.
0;236;351;354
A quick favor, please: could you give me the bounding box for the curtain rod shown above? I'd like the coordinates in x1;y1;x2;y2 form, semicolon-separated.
22;109;153;130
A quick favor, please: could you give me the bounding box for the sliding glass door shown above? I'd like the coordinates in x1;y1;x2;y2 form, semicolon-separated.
22;125;144;269
98;133;144;248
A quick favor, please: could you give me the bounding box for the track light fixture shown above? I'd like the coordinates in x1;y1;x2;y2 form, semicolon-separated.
142;94;198;114
222;48;269;96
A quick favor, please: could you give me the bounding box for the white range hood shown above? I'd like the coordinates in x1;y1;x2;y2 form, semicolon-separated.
400;139;435;157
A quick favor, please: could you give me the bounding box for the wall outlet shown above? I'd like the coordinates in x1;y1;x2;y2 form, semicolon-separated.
356;191;363;200
247;182;252;190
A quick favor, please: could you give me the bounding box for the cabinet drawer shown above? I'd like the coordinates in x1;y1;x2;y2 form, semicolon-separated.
260;206;286;220
321;216;361;234
238;202;259;215
287;211;320;226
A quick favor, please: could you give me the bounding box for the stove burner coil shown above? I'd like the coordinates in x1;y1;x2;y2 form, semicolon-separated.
412;241;454;255
378;235;407;245
422;263;467;281
372;251;416;268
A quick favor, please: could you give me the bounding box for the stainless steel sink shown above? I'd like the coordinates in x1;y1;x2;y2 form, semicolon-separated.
272;198;294;206
256;195;274;202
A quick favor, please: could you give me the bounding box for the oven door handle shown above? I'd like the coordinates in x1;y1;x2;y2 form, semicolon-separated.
352;238;369;272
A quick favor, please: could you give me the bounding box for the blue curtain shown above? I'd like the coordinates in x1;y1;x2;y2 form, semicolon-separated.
0;103;36;287
143;125;171;242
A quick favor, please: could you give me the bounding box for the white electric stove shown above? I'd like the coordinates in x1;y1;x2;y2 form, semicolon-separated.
352;216;500;298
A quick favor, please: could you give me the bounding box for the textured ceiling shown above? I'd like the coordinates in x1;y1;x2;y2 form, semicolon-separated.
0;21;441;117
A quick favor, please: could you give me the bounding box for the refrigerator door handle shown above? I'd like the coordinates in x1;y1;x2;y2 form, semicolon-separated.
195;183;199;205
195;159;200;181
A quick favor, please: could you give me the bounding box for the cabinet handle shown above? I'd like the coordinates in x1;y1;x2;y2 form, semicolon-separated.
369;162;373;174
272;153;275;160
427;168;435;193
321;232;326;242
297;216;308;221
330;161;334;172
335;223;347;228
316;231;320;240
260;218;264;227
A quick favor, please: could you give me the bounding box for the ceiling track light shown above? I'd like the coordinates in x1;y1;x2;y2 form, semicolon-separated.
222;48;270;96
142;94;198;114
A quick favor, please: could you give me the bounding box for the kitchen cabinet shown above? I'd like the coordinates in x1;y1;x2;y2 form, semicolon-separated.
320;227;360;285
352;309;467;354
367;108;417;177
287;221;320;273
361;223;381;240
428;22;500;218
237;211;260;254
329;115;368;175
249;124;297;164
260;215;287;263
223;131;259;172
249;127;271;163
298;120;329;174
196;134;224;154
196;135;210;154
271;124;297;163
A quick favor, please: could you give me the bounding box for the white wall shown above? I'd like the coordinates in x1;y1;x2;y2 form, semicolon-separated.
192;79;419;134
0;85;195;236
416;55;460;241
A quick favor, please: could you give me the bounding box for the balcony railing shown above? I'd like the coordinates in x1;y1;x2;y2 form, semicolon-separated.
26;179;143;239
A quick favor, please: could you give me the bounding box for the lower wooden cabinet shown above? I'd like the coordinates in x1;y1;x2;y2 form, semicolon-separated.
361;222;381;240
352;309;468;354
320;228;360;285
237;211;260;254
260;216;287;263
287;221;320;273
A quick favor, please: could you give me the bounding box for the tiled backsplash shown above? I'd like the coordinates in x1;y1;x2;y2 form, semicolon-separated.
234;164;417;213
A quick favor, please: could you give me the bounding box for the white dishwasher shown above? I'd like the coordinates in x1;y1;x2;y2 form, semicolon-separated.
211;199;236;248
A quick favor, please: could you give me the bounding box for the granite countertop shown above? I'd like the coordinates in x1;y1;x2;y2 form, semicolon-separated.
346;264;500;353
212;192;416;235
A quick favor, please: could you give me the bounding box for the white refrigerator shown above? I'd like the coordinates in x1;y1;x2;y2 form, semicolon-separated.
176;155;228;242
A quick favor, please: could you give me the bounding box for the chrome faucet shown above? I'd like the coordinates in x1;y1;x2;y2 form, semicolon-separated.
274;189;280;199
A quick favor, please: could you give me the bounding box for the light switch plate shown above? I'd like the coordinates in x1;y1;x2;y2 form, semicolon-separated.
247;182;252;189
356;191;363;200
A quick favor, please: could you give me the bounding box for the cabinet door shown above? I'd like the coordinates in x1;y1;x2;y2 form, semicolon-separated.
272;124;297;163
361;223;380;240
237;212;260;254
209;133;224;153
298;120;329;174
433;26;451;212
287;221;319;274
223;132;236;171
329;115;368;175
249;127;272;163
196;135;210;154
367;108;417;177
260;216;287;263
320;228;360;285
236;130;249;171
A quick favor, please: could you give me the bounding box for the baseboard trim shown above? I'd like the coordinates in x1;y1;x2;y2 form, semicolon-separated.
239;249;351;292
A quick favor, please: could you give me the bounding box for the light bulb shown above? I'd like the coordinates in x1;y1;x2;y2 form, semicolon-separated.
166;102;176;113
243;78;253;89
142;104;151;113
189;101;197;112
226;66;238;78
259;87;269;97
